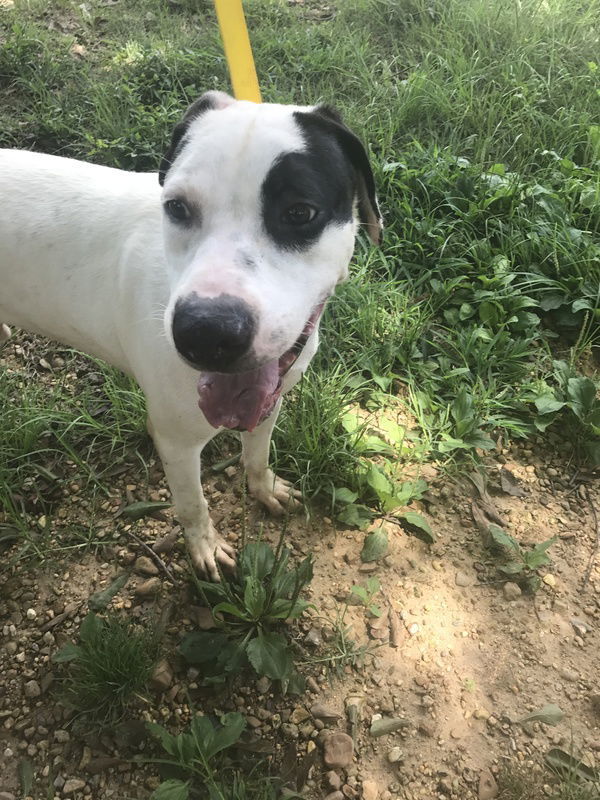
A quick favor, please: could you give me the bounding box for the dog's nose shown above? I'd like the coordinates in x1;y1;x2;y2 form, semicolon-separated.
172;294;256;371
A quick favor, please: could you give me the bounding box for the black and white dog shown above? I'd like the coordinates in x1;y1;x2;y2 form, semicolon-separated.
0;91;381;579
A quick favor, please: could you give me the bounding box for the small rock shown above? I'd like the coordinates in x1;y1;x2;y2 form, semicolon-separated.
54;729;70;743
311;703;341;722
362;780;378;800
543;574;556;587
281;723;299;740
26;608;37;620
326;771;342;791
323;732;354;768
455;571;474;587
418;721;435;738
559;667;579;683
134;556;159;576
324;793;344;800
0;793;16;800
503;582;522;601
62;779;87;795
24;680;41;699
304;627;322;647
290;707;311;725
370;717;409;737
387;746;403;763
256;676;271;695
190;606;216;630
478;768;498;799
134;577;161;598
224;465;237;478
150;659;173;692
473;707;491;721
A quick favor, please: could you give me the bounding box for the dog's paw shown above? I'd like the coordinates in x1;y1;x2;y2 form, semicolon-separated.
248;469;302;516
186;524;236;582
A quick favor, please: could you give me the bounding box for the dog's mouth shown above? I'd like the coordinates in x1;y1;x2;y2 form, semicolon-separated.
196;302;326;432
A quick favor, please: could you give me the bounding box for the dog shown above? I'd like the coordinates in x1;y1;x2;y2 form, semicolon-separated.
0;90;381;579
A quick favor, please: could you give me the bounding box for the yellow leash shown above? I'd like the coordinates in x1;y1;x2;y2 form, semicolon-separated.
213;0;262;103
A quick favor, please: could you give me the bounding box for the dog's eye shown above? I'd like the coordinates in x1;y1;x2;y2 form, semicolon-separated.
164;198;191;223
283;203;318;225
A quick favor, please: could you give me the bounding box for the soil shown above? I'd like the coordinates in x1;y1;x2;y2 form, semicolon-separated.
1;336;599;800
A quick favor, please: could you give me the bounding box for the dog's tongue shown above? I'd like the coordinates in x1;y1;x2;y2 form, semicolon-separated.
197;361;280;432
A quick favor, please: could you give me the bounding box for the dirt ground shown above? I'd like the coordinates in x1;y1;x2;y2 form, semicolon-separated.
1;339;600;800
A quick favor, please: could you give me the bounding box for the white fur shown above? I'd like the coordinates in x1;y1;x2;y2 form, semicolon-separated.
0;100;361;579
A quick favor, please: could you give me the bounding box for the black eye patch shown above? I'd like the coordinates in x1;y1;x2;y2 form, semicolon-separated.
261;142;354;251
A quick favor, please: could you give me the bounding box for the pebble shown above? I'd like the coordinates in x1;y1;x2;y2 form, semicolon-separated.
62;779;86;795
149;659;173;692
323;732;354;768
370;717;409;737
362;780;379;800
559;667;579;683
387;746;403;763
289;707;310;724
281;723;299;740
54;729;70;743
503;582;522;601
326;771;342;790
24;680;41;699
311;703;341;721
134;556;159;576
455;570;474;587
543;574;556;587
134;577;161;598
324;793;344;800
26;608;37;620
255;676;271;694
478;768;498;799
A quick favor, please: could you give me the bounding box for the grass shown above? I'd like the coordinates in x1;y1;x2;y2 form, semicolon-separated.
0;0;599;525
53;611;162;726
497;759;600;800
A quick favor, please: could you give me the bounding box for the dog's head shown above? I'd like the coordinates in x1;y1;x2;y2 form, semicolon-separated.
159;90;382;431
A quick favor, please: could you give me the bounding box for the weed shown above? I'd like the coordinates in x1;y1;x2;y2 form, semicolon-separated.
52;612;161;726
180;535;313;693
146;712;286;800
349;577;383;617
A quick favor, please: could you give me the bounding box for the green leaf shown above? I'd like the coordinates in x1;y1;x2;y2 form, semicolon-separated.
336;503;373;529
243;577;266;618
479;300;499;327
146;723;181;758
350;585;368;603
18;758;34;796
567;377;598;420
121;501;172;520
247;632;293;680
334;487;358;505
79;612;104;643
88;573;129;611
534;394;565;415
365;463;393;499
239;542;275;581
524;537;557;569
488;525;521;557
179;631;231;665
464;429;495;450
360;528;389;562
150;779;190;800
52;642;82;663
498;562;524;575
396;512;434;544
518;703;564;726
206;712;246;758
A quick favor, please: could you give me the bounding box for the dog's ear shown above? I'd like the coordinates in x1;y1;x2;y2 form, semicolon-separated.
159;91;235;186
310;105;382;245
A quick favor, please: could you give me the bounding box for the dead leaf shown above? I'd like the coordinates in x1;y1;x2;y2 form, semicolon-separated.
500;468;526;497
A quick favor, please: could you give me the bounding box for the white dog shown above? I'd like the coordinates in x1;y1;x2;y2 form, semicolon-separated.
0;91;381;579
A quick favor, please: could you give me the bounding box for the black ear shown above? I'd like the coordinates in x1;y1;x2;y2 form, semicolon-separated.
311;105;383;245
158;90;235;186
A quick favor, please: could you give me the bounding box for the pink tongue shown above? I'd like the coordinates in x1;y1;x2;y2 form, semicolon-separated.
197;360;280;432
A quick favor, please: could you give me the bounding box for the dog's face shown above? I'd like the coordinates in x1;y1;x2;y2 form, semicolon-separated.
159;91;381;432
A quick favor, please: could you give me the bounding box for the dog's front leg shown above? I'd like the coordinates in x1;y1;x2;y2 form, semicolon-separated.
240;399;302;516
149;422;235;580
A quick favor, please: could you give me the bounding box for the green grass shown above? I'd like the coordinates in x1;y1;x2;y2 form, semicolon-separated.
0;0;599;521
53;611;162;726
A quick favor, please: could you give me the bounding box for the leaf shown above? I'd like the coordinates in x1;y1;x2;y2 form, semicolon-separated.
150;779;190;800
146;723;181;758
179;631;231;665
518;704;564;726
361;528;389;562
488;524;521;557
396;512;434;544
206;713;246;758
18;758;34;796
524;537;557;570
79;612;105;643
534;394;565;415
120;500;172;520
545;748;600;781
247;632;293;680
88;573;129;611
499;468;526;497
365;463;393;498
336;503;373;529
243;577;267;618
567;377;598;420
52;642;82;663
334;487;358;505
239;541;275;581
